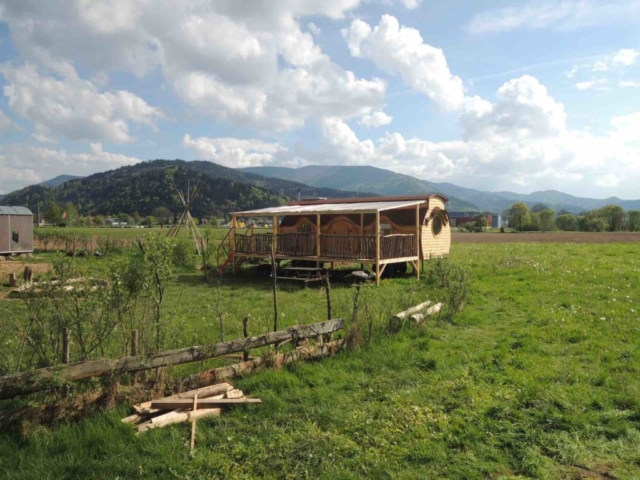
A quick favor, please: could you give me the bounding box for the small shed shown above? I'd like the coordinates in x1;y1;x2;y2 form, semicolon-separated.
0;206;34;255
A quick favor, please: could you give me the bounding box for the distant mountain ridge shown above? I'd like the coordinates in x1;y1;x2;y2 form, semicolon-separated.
40;174;84;188
242;165;640;214
1;160;376;217
241;165;478;211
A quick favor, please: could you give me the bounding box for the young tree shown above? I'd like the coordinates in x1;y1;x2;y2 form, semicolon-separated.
63;202;79;226
539;209;556;232
531;203;550;213
209;217;219;227
142;216;156;227
44;201;63;225
93;214;104;226
152;207;172;227
508;202;531;232
628;210;640;232
556;213;577;231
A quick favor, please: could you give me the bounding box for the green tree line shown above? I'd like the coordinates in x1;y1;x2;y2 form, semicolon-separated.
505;202;640;232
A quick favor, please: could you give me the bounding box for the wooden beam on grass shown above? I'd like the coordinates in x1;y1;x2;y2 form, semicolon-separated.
0;319;344;400
151;398;262;410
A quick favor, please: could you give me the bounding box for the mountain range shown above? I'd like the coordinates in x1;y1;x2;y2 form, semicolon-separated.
0;160;371;218
242;165;640;214
3;161;640;217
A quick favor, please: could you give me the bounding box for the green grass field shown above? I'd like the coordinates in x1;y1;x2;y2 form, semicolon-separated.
1;241;640;479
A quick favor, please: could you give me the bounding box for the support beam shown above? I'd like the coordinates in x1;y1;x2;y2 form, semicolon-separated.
375;211;381;286
272;215;278;258
415;204;420;279
316;213;321;263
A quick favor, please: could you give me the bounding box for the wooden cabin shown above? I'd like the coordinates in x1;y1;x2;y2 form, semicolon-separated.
223;195;450;285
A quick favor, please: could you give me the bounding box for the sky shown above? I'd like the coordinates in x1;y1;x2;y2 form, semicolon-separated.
0;0;639;198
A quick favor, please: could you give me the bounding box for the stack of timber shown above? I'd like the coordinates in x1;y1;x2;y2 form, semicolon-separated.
389;300;443;331
122;382;261;434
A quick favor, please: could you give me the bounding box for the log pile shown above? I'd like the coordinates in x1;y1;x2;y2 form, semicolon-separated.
122;382;261;434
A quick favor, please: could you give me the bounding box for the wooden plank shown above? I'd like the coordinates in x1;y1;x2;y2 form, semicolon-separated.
190;394;198;450
151;398;262;410
138;408;222;433
0;319;344;399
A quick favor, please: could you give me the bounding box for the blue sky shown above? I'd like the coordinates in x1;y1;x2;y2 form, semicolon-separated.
0;0;639;198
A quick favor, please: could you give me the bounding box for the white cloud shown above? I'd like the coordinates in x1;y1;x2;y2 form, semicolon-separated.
342;15;466;111
182;134;300;168
358;111;393;127
467;1;640;34
620;81;640;88
399;0;422;9
318;75;640;193
612;49;639;66
308;22;321;35
595;174;620;188
1;63;162;143
0;0;385;132
575;80;597;90
0;143;141;194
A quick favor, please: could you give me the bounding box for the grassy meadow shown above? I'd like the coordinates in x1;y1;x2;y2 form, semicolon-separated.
1;238;640;479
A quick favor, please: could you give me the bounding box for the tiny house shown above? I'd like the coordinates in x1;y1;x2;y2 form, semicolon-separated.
0;206;34;255
224;195;451;284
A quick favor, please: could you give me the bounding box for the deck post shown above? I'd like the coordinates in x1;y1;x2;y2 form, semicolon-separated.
231;215;237;275
375;211;380;286
316;213;321;267
415;204;420;279
360;213;364;260
272;215;278;259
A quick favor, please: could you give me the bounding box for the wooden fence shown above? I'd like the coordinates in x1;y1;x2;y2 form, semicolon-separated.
320;234;376;259
277;233;316;256
0;319;344;400
380;234;416;259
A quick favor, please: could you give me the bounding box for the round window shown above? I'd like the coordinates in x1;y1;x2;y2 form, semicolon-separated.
432;215;443;236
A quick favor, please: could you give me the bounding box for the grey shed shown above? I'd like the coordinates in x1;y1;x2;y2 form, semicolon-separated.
0;206;34;255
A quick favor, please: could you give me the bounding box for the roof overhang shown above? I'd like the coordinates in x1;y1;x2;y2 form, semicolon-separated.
233;200;428;217
0;206;33;215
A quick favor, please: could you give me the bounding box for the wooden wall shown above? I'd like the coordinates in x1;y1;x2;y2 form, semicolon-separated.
421;198;451;259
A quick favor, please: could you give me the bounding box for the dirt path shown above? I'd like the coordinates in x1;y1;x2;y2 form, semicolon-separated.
453;231;640;244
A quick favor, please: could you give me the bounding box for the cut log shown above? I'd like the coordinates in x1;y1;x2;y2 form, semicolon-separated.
224;389;244;399
0;318;344;399
137;408;222;433
410;303;443;325
125;392;227;424
150;398;262;410
181;340;345;388
394;301;431;320
132;383;232;412
190;394;198;450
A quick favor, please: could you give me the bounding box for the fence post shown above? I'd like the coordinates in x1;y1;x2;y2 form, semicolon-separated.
62;328;70;364
8;273;17;288
242;316;249;361
23;266;33;283
131;329;139;384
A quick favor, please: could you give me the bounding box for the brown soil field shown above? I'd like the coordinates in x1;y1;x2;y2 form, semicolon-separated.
453;231;640;243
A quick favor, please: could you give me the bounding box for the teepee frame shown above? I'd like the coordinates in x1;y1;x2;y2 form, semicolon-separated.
167;180;206;255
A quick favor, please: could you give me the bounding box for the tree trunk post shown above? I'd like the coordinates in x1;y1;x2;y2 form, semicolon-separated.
62;328;71;364
242;316;250;361
131;329;139;384
23;266;33;283
8;273;17;288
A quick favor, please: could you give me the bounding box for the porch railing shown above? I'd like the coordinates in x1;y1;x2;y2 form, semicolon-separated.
234;233;417;260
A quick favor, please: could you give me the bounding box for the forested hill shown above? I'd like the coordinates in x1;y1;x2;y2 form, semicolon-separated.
3;160;374;218
2;162;290;218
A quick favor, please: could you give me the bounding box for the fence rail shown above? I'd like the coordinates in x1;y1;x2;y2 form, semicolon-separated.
234;233;417;260
0;319;345;400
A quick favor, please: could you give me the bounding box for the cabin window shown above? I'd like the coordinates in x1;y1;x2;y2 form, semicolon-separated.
432;216;443;236
11;230;19;244
297;220;313;233
380;223;392;235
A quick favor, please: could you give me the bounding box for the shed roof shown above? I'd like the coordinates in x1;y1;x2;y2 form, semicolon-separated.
288;194;448;206
234;200;427;217
0;206;33;215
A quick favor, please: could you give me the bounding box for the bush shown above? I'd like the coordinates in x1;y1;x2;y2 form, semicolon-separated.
172;239;193;267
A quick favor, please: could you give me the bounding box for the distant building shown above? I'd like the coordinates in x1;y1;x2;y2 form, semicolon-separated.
0;206;34;255
449;211;502;229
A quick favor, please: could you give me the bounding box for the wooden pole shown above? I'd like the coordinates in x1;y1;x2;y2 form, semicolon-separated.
270;251;278;333
62;328;70;364
415;204;420;279
190;393;198;450
360;213;364;259
242;316;249;362
231;215;237;275
131;329;139;384
8;273;17;288
316;213;321;265
23;267;33;283
375;211;380;286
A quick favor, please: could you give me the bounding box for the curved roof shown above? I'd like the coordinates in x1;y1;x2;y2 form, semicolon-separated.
288;194;449;206
0;206;34;215
234;200;427;216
